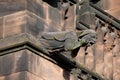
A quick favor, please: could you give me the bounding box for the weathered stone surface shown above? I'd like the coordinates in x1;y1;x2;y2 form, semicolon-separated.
103;51;113;80
0;49;66;80
103;32;114;80
26;71;45;80
0;0;74;37
3;11;46;38
0;50;28;76
47;21;61;32
102;0;109;10
25;12;46;36
0;0;119;80
106;0;120;19
0;33;67;79
0;71;26;80
79;12;96;28
0;0;63;27
94;28;104;75
0;33;41;53
64;5;76;31
75;24;119;80
48;5;62;26
27;50;65;80
94;43;104;75
85;46;94;70
4;11;27;37
0;17;3;39
0;0;44;18
27;0;46;19
113;38;120;80
1;10;63;38
76;47;86;65
0;71;45;80
0;0;26;17
113;56;120;80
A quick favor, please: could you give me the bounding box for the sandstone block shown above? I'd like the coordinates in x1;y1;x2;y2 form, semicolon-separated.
27;0;46;19
63;5;76;31
0;0;26;16
79;12;96;28
76;47;86;65
0;49;65;80
0;0;46;19
48;6;61;25
0;0;63;25
3;11;46;38
0;50;28;76
85;47;94;70
2;10;62;38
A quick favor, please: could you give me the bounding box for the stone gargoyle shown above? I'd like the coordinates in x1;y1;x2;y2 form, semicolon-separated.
39;29;97;58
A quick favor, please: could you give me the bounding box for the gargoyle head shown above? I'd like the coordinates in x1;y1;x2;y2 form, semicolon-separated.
78;29;97;47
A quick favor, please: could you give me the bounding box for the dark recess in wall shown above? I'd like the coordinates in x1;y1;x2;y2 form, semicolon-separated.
43;0;60;8
89;0;100;3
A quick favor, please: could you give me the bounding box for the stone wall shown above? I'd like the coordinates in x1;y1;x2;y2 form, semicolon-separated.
0;50;68;80
0;0;76;80
76;0;120;80
0;0;120;80
107;0;120;19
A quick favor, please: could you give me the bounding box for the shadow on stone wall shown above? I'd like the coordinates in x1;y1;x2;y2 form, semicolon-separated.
2;54;14;80
3;50;27;80
63;70;70;80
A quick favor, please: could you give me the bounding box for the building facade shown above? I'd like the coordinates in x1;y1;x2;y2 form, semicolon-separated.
0;0;120;80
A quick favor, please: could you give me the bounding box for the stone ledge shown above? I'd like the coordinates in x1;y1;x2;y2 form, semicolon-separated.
0;33;105;80
0;33;48;56
0;33;64;79
0;49;64;80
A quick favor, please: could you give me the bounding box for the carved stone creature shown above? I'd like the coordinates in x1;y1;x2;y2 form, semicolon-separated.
39;29;97;53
